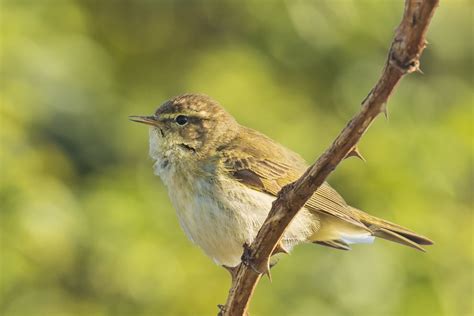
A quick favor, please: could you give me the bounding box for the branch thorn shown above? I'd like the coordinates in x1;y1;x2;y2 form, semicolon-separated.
265;268;272;283
381;102;389;120
345;146;366;162
273;242;289;255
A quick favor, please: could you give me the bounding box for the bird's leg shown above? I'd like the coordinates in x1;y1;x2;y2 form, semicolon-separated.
240;243;275;282
238;242;290;283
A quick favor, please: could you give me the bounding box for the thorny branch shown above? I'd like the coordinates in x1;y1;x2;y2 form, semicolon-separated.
219;1;439;315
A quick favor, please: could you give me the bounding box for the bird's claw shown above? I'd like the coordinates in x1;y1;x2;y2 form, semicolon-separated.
241;243;272;281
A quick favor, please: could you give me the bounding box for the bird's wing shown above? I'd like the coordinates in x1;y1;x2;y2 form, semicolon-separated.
220;127;433;250
222;155;365;228
220;128;366;229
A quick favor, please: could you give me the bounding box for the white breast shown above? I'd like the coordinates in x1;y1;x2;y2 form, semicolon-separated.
154;158;317;267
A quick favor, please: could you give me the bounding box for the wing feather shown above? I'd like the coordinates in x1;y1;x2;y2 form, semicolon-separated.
219;127;432;250
220;128;366;229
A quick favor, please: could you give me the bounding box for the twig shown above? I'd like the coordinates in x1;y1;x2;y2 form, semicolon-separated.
219;0;439;315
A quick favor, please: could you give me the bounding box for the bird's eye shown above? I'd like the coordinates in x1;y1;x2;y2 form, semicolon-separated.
175;115;188;126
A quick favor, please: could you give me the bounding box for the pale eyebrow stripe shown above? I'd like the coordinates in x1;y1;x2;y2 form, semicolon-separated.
159;111;209;120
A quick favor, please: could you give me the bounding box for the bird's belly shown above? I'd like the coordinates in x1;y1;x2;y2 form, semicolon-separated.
165;174;317;267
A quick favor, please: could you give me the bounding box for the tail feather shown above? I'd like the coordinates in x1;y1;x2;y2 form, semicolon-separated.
314;240;351;251
350;207;434;252
371;227;426;252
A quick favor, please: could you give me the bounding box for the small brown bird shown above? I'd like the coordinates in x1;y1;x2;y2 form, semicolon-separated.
130;94;433;270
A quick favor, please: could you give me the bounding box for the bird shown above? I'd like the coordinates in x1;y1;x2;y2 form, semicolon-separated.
129;93;433;272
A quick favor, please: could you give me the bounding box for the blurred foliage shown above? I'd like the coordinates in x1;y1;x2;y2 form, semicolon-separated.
0;0;473;315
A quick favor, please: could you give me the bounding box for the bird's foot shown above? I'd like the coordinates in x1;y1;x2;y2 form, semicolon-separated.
241;243;272;282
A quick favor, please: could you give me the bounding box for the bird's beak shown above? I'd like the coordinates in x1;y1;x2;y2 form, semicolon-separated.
129;115;160;127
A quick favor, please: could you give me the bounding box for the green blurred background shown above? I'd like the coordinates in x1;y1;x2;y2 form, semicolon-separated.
1;1;472;315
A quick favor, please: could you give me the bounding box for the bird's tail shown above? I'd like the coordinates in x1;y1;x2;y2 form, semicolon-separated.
350;207;434;252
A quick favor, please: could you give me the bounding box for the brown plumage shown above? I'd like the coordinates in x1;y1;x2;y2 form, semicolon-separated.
221;124;433;251
131;93;433;268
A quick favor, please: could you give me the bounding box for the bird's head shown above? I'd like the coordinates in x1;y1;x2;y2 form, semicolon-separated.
130;94;238;162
